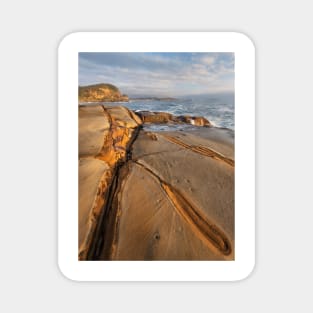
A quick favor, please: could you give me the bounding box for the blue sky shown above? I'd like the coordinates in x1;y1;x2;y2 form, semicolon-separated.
79;52;234;96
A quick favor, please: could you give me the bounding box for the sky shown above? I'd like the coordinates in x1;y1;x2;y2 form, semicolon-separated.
79;52;234;97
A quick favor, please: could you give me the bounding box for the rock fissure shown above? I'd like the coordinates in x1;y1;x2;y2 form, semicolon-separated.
86;164;120;260
162;134;234;167
133;161;232;256
79;104;143;260
79;102;234;260
90;126;142;260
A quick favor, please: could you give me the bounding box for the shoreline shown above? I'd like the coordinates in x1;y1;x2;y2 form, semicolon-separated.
79;102;235;132
79;104;234;260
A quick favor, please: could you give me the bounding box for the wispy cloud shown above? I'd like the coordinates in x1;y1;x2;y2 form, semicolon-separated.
79;52;234;96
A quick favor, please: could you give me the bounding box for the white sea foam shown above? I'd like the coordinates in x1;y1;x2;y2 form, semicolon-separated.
82;93;234;130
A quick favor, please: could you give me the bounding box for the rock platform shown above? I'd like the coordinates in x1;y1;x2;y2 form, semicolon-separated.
79;104;234;260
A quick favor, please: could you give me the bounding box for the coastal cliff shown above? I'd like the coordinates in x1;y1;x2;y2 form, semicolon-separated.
79;104;234;261
79;83;129;102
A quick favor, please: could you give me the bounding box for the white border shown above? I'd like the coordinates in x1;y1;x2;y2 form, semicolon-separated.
58;32;255;281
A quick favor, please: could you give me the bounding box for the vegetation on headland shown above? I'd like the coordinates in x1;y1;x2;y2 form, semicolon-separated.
79;83;129;102
79;83;177;103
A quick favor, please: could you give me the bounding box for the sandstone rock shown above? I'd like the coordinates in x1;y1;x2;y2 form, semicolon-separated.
136;110;211;127
78;104;142;260
108;162;223;260
78;105;234;261
79;158;112;260
173;115;211;126
106;106;141;129
79;105;110;157
102;129;234;260
136;111;173;124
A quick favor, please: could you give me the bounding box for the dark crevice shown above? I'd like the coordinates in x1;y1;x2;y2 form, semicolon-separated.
86;123;142;260
83;107;232;259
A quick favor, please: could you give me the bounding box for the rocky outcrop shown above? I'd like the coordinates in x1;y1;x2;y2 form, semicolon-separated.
106;129;234;260
136;110;212;127
79;83;129;102
79;104;234;260
78;104;142;259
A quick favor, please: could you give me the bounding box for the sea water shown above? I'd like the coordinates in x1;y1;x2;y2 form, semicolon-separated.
128;93;234;130
81;93;234;131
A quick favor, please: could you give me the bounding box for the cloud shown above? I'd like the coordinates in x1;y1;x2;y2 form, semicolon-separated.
79;52;234;96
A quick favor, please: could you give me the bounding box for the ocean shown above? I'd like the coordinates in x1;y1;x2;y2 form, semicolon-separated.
128;93;233;130
81;93;234;131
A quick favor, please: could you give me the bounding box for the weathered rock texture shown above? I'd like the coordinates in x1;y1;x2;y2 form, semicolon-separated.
79;83;129;102
79;104;234;261
137;110;211;127
78;104;142;260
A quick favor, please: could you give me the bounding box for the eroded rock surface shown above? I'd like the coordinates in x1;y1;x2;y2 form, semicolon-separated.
79;158;112;260
102;129;234;260
137;110;211;127
79;105;110;157
79;104;234;261
78;104;142;260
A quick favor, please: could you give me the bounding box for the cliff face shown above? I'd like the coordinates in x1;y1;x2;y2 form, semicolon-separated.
79;83;129;102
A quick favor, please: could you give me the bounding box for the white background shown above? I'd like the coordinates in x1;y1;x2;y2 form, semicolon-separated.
59;32;255;281
0;0;312;312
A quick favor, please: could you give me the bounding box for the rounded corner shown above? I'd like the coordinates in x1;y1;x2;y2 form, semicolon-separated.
58;31;81;52
57;259;80;282
234;260;256;282
231;31;256;51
